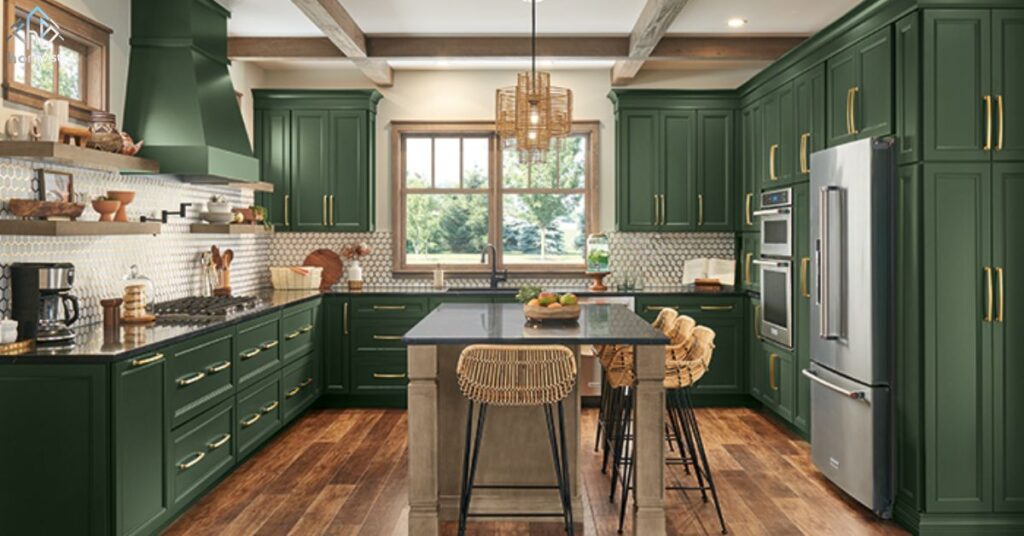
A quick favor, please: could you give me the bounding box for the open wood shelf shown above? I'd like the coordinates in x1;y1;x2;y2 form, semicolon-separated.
190;223;273;235
0;220;162;236
0;142;160;173
226;181;274;193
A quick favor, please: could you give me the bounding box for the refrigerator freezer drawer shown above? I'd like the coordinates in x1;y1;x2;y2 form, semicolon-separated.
806;364;892;518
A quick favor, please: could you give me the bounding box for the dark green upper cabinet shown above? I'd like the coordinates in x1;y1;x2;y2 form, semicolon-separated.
617;110;660;230
291;110;331;232
696;110;735;230
255;109;290;229
827;26;893;147
739;103;760;231
992;10;1024;162
895;13;921;165
794;65;826;181
328;111;373;231
662;110;698;231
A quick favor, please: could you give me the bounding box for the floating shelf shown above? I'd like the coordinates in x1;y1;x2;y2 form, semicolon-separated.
227;181;274;193
0;141;160;173
190;223;273;235
0;220;162;236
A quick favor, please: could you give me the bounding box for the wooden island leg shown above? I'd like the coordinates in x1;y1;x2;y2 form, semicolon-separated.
407;344;440;536
632;344;667;535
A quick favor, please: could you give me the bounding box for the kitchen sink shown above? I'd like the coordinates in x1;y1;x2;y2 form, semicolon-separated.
445;287;518;295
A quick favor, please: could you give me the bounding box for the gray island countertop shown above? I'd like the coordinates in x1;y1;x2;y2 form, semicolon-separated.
402;303;669;345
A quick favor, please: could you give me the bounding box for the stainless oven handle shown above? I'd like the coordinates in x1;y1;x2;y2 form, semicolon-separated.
752;259;789;267
752;208;791;217
802;369;867;403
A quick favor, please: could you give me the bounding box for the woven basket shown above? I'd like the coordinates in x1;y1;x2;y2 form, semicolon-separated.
523;304;581;322
270;266;324;290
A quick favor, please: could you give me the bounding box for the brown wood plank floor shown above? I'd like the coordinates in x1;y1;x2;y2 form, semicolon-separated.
163;407;909;536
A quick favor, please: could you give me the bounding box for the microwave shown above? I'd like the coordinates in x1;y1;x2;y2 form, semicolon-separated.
755;187;793;258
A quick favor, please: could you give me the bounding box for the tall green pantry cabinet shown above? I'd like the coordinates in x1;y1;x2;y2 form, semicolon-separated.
253;90;381;232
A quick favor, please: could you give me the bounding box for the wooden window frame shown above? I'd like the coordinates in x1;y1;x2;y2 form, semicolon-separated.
391;120;599;276
3;0;111;121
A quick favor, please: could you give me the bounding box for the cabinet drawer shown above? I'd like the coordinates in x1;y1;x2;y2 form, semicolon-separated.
351;318;420;351
235;373;282;459
235;315;281;387
168;331;235;428
170;399;235;509
351;355;408;393
636;296;744;321
350;296;429;318
282;303;319;363
282;354;319;423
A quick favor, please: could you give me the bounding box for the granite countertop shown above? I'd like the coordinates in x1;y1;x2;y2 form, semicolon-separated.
403;303;670;345
326;283;744;297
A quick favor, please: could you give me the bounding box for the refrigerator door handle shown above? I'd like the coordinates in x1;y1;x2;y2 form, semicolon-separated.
803;369;867;403
819;186;844;340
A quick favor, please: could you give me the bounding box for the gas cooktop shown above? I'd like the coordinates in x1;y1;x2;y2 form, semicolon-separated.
152;295;260;324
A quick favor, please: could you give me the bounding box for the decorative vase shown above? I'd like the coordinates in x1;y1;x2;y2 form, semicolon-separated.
87;111;124;153
106;190;135;222
347;259;363;291
92;199;121;222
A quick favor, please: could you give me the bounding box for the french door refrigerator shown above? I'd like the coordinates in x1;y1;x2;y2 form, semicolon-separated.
806;137;895;518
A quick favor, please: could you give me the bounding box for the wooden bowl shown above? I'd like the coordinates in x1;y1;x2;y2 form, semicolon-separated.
91;199;121;221
8;199;85;219
523;304;581;322
106;190;135;222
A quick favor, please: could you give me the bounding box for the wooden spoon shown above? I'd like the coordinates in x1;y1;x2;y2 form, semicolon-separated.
211;245;222;269
222;249;234;269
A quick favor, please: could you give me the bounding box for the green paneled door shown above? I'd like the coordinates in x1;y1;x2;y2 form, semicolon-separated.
793;182;811;434
662;110;697;231
739;232;760;293
328;111;371;231
993;10;1024;161
697;110;734;230
855;26;894;141
923;10;991;162
761;89;783;188
794;65;826;181
748;297;764;401
255;109;290;229
693;314;744;394
923;163;992;514
992;163;1024;512
740;104;758;231
618;110;660;230
827;44;859;147
323;297;349;394
291;110;331;231
777;83;797;184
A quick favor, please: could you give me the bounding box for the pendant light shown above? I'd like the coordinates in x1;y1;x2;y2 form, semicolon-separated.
495;0;573;164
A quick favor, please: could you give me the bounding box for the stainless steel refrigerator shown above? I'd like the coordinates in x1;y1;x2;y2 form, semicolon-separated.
806;137;894;518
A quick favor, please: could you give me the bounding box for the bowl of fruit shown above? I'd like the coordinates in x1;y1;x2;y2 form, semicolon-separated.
517;285;581;323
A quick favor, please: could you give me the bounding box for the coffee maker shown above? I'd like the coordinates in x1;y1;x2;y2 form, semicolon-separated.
10;262;80;346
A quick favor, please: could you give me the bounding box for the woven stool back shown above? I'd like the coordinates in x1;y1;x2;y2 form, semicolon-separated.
457;344;577;406
664;325;717;389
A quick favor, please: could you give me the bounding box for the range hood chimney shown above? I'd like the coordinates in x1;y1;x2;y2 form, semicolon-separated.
122;0;259;183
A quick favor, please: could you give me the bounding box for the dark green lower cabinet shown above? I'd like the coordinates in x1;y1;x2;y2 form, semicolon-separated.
793;182;811;435
170;399;235;509
324;297;350;394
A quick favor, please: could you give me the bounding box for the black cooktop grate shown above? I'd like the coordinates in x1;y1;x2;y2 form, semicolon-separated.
152;295;260;318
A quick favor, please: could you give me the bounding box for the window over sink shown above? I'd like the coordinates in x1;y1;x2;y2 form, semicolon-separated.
392;121;598;274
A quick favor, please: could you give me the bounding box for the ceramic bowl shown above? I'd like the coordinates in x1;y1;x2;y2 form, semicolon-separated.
91;199;121;221
200;211;234;224
206;201;232;213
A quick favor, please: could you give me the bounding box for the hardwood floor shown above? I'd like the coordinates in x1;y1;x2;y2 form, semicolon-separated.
163;407;909;536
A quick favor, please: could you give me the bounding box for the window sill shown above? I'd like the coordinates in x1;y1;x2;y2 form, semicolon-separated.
392;269;588;279
3;83;98;122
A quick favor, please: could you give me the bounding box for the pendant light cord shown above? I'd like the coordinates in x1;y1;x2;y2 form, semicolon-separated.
531;0;536;75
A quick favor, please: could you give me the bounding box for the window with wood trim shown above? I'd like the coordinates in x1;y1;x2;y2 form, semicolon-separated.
3;0;111;120
392;122;598;274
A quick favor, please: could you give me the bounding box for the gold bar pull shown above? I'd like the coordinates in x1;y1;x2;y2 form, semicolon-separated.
299;378;313;388
240;348;261;360
284;194;289;226
660;194;666;226
984;95;993;151
800;257;811;298
698;194;704;226
800;133;811;174
769;354;778;391
848;87;860;135
206;361;231;374
261;400;279;414
322;194;328;226
997;267;1004;323
644;305;679;312
372;335;403;341
754;304;762;339
299;324;313;333
373;305;407;311
700;305;734;312
207;433;231;450
997;95;1004;151
769;144;779;181
286;386;302;398
329;195;335;226
654;195;660;226
985;266;994;322
177;371;206;387
285;330;302;340
343;302;349;335
744;253;753;285
178;451;206;471
745;193;753;226
240;413;262;428
259;340;279;350
131;353;164;368
373;373;408;380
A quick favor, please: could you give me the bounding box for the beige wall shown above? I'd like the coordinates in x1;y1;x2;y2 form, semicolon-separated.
252;63;764;232
228;60;266;149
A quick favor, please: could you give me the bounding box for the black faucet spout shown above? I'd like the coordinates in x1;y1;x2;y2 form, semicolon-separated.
481;244;508;289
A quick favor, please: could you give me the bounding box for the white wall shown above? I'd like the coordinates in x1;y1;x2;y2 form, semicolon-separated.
228;61;266;149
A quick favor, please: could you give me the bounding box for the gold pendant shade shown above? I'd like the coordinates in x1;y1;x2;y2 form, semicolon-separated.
495;71;573;164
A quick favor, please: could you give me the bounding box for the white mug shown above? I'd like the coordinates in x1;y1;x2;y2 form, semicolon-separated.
33;115;61;142
4;114;34;141
43;99;69;125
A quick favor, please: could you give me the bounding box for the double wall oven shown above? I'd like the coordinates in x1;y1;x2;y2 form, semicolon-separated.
754;187;794;348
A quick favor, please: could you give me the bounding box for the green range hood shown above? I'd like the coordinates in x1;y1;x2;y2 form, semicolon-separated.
122;0;259;183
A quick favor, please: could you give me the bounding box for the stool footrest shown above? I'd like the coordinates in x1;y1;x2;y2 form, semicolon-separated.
467;512;568;518
471;484;560;490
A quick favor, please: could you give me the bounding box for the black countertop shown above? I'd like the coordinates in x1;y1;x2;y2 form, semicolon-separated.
403;303;669;345
326;283;744;297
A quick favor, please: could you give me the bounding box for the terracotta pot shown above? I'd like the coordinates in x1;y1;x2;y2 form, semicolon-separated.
92;199;121;222
106;190;135;222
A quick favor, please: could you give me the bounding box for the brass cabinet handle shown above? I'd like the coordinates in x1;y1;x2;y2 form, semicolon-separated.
654;195;660;226
660;194;666;225
343;302;349;335
997;267;1005;323
206;361;231;374
373;335;403;341
373;373;407;380
847;87;860;135
286;386;301;398
996;95;1004;151
769;144;779;181
284;194;290;226
769;354;778;391
299;377;314;388
800;257;811;298
178;451;206;471
800;133;811;174
985;266;994;322
285;330;302;340
240;348;261;360
745;193;753;226
177;371;206;387
262;400;279;414
131;353;164;368
240;413;262;428
372;305;407;311
329;195;335;226
698;194;704;226
644;305;679;312
299;324;313;334
744;253;753;285
984;95;993;151
207;433;231;450
700;305;734;312
260;340;279;350
322;194;328;226
754;304;762;339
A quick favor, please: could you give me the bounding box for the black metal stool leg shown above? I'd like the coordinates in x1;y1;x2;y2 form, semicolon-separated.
595;374;607;452
617;406;634;534
557;401;575;535
683;388;727;534
458;400;475;536
602;386;622;474
665;389;692;475
459;402;488;536
545;404;575;535
609;387;633;503
673;388;708;500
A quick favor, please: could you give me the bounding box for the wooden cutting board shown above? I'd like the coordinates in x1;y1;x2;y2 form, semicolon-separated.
303;249;344;291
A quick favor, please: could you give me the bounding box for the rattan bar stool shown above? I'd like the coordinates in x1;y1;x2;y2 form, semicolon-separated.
456;344;578;536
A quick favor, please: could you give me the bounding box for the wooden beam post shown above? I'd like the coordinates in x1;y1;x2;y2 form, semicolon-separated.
612;0;689;85
290;0;393;86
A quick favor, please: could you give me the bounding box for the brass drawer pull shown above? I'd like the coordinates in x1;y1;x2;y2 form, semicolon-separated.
997;267;1005;323
373;373;407;380
799;132;811;174
372;335;403;341
284;194;290;226
699;305;734;312
769;354;778;391
654;195;660;226
177;371;206;387
240;413;262;428
299;324;313;334
299;377;314;388
131;353;164;368
372;305;407;311
644;305;679;312
997;95;1004;151
262;400;279;414
800;257;811;298
178;451;206;471
754;304;762;339
207;433;231;450
745;193;753;226
286;386;301;398
660;194;666;225
985;266;994;322
769;144;779;181
343;302;349;335
285;330;302;340
984;95;993;151
322;194;328;226
206;361;231;374
329;194;335;226
240;348;261;360
744;252;753;285
259;340;279;350
698;194;704;226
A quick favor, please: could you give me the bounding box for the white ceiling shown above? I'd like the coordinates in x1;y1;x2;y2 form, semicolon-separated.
225;0;864;37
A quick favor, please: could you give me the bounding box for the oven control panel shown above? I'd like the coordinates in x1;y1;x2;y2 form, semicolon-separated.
761;188;792;209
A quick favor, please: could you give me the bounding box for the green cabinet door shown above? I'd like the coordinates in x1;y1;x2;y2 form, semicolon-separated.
739;232;761;293
113;353;169;536
993;10;1024;161
793;183;811;434
923;10;992;162
328;110;372;231
993;163;1024;512
748;297;764;401
291;110;331;231
759;343;781;409
617;110;660;231
794;65;826;181
694;314;744;394
661;110;697;231
895;13;921;165
324;297;350;394
740;104;758;231
697;110;735;230
827;44;859;147
855;26;894;141
777;84;798;184
923;163;992;513
255;109;291;229
761;90;784;188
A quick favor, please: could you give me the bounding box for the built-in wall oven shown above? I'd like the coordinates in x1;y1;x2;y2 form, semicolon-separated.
755;187;794;348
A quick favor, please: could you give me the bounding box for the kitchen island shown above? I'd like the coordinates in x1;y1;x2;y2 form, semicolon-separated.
402;303;670;536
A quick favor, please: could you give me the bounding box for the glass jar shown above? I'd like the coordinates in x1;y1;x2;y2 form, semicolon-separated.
585;233;610;274
123;264;155;306
88;111;124;153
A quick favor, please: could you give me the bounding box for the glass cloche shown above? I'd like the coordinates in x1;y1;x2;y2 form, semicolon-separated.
123;264;155;306
585;233;610;274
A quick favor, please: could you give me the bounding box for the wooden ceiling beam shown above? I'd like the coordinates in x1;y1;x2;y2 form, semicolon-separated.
290;0;392;86
228;37;344;59
612;0;689;85
366;36;629;59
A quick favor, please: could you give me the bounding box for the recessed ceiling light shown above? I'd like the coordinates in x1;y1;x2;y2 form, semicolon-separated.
727;18;747;28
